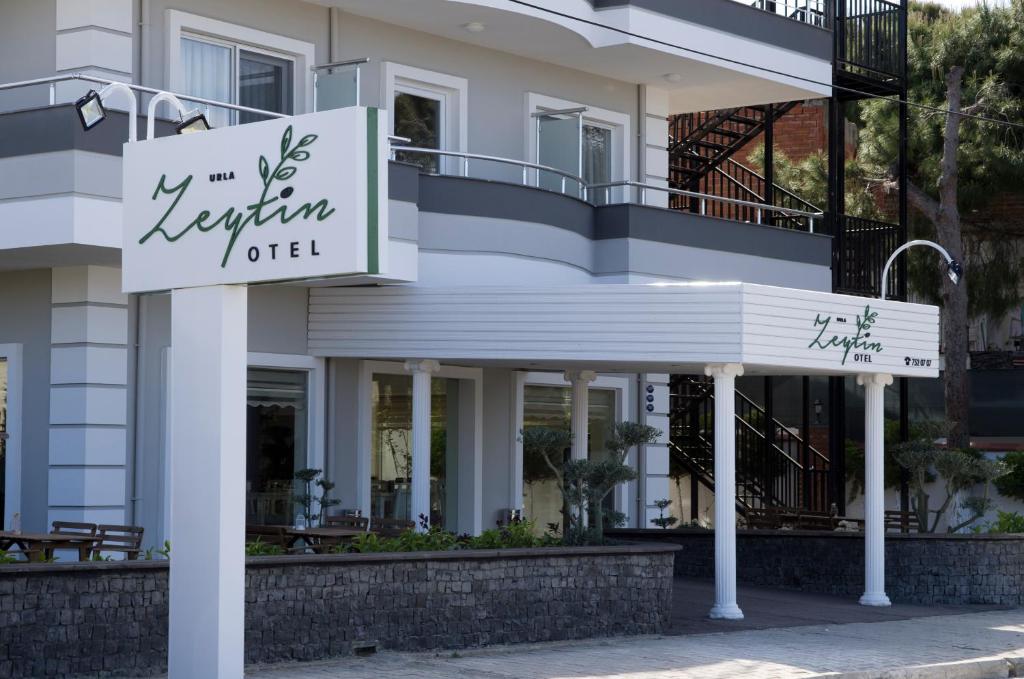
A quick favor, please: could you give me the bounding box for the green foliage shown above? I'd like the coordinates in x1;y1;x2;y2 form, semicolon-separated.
857;1;1024;317
650;498;679;529
983;510;1024;534
892;421;1006;532
335;520;553;554
846;419;920;502
0;550;18;565
292;468;343;527
994;451;1024;500
245;537;285;556
748;146;879;219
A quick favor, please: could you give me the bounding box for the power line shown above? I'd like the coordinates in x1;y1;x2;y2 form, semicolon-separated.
506;0;1024;131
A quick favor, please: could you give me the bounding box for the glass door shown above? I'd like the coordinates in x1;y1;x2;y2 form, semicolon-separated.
393;87;444;173
246;369;308;526
521;385;617;535
535;109;582;194
370;373;458;531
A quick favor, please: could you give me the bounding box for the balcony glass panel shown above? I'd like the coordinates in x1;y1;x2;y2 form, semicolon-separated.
314;64;359;112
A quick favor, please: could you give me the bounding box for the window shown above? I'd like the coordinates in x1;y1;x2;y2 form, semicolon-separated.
383;63;467;175
246;369;308;526
167;11;314;127
393;89;443;173
180;35;294;127
528;93;630;199
522;385;617;535
370;373;459;531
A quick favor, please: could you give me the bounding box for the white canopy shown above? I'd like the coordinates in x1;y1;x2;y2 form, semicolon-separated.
308;282;939;378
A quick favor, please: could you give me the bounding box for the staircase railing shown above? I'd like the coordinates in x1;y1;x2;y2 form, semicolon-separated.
669;376;832;514
699;157;821;231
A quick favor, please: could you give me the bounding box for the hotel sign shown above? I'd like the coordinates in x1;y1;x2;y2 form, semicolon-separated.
122;107;388;293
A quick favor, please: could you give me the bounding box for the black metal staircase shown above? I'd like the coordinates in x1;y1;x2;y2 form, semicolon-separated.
668;103;797;191
668;376;832;515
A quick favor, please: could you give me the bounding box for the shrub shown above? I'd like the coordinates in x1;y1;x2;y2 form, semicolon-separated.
986;511;1024;534
994;452;1024;501
245;537;285;556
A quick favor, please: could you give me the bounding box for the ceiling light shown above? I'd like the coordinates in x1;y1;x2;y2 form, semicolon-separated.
463;21;485;33
662;73;683;84
75;90;106;130
946;259;963;285
175;110;211;135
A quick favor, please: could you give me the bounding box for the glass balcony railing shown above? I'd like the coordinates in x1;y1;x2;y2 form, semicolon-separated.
312;59;368;112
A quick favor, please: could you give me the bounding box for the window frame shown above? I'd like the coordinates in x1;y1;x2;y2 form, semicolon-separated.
512;371;637;527
167;9;314;121
382;62;468;174
0;344;22;531
526;93;631;193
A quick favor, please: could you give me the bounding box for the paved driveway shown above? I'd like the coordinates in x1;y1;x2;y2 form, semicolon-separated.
243;609;1024;679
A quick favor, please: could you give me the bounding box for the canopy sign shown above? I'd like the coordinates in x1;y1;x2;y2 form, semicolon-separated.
122;107;387;293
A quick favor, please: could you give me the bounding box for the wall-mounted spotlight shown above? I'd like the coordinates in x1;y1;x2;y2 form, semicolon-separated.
74;90;106;130
176;110;211;135
73;82;137;142
880;240;965;301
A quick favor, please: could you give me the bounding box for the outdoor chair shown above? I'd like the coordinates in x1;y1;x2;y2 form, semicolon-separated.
92;525;145;560
743;508;785;530
50;521;99;560
325;514;370;531
884;510;920;533
371;517;415;537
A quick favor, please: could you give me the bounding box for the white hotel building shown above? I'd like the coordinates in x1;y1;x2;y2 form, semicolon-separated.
0;0;930;645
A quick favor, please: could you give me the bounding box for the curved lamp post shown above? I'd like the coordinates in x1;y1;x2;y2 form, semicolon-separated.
146;91;210;140
879;239;964;300
74;82;138;142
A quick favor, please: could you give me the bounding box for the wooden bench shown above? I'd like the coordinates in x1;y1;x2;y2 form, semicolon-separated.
370;517;414;537
325;515;370;531
50;521;98;561
92;525;144;560
885;510;920;533
246;524;290;549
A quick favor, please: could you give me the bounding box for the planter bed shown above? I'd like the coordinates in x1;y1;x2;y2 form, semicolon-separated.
0;542;678;678
611;528;1024;606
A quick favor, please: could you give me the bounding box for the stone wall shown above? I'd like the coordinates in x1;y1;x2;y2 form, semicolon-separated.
612;528;1024;606
0;544;677;678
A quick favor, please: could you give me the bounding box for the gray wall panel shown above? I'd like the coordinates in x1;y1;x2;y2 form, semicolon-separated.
0;269;52;532
0;0;56;112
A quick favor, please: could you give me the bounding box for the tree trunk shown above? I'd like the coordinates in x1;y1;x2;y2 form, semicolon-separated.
936;67;970;449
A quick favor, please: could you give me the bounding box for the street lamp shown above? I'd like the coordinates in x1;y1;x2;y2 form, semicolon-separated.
73;82;137;142
879;239;963;300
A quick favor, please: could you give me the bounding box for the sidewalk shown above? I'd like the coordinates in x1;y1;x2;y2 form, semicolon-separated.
242;609;1024;679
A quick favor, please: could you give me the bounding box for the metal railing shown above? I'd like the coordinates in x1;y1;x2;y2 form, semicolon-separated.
740;0;830;28
388;145;589;199
836;0;903;82
0;73;287;121
589;181;824;233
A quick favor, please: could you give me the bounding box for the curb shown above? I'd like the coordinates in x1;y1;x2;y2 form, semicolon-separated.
832;657;1014;679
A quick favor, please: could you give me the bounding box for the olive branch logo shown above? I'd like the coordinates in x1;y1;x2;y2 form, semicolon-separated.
808;304;884;365
139;124;336;268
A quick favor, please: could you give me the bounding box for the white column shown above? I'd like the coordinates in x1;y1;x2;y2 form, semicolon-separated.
858;372;893;607
54;0;134;103
638;86;671;208
48;266;129;528
706;363;744;620
564;370;597;461
168;285;247;679
405;359;439;530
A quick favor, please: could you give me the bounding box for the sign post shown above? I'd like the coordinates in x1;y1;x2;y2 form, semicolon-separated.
121;107;387;678
168;284;247;678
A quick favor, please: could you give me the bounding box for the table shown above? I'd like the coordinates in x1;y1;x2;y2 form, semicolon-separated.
283;527;366;552
0;531;97;562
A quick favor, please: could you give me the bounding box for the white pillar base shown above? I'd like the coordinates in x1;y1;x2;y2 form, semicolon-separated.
709;603;745;620
858;592;892;607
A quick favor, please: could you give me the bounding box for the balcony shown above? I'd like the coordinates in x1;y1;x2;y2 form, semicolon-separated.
388;146;833;290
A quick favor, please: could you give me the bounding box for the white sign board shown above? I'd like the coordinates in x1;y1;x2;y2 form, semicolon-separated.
122;107;388;293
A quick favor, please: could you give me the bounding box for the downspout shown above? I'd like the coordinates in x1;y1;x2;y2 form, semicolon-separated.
128;294;143;528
